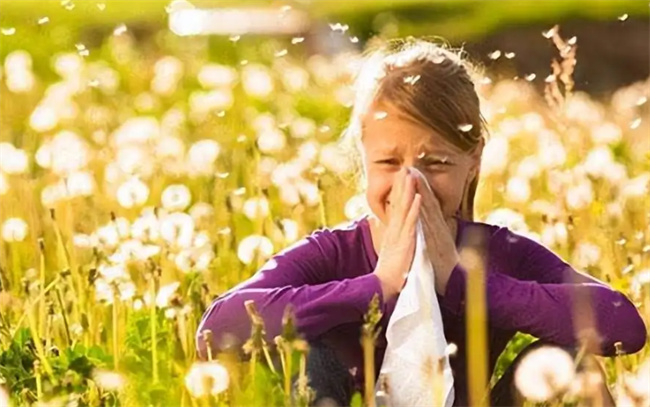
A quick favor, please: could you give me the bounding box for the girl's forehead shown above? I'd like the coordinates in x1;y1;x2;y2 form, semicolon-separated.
362;117;459;155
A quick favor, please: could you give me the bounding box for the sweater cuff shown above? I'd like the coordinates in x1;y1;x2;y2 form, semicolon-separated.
440;263;467;315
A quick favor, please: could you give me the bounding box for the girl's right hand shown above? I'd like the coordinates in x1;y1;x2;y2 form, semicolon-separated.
373;167;422;300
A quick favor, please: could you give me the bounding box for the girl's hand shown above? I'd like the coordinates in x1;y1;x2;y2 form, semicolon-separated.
373;167;422;300
411;170;460;295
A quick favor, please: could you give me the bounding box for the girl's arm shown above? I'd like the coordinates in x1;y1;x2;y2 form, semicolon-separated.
195;229;384;359
439;225;647;356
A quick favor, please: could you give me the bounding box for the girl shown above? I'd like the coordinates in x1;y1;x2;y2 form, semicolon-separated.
197;38;647;406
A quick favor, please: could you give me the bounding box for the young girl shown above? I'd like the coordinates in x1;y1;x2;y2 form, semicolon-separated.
197;38;647;406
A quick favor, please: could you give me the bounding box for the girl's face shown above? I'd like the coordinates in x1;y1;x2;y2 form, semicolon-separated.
361;101;482;225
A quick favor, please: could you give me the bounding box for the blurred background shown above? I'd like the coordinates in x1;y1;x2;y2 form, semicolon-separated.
0;1;649;406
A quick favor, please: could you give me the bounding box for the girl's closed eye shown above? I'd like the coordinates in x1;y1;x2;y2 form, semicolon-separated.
421;155;453;169
375;158;400;165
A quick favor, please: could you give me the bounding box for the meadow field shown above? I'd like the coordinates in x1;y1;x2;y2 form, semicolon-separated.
0;1;649;406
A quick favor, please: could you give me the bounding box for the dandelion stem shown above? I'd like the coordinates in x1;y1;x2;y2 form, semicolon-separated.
361;294;382;407
10;242;20;294
112;293;119;370
38;239;46;339
35;360;42;401
27;301;55;379
461;243;489;407
150;274;159;383
55;287;71;347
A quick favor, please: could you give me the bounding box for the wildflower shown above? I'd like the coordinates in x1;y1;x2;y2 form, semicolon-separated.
572;242;601;269
506;177;531;203
2;217;28;242
0;143;29;174
117;177;149;208
241;64;274;99
189;202;214;224
514;346;576;402
344;194;368;220
242;196;270;221
197;64;238;88
565;179;594;210
185;361;230;398
279;218;299;243
161;184;192;211
159;212;195;249
156;282;181;308
540;223;568;248
256;127;287;154
0;172;8;195
92;369;126;391
480;137;509;176
237;235;274;265
98;263;129;283
484;208;528;233
187;140;220;176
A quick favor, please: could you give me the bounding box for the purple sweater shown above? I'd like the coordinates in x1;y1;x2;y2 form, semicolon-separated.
197;215;647;403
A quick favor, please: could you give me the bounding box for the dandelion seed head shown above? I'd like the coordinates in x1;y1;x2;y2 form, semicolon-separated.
514;346;575;402
237;235;274;265
161;184;192;211
117;177;149;208
185;361;230;398
242;196;270;221
160;212;195;249
2;218;28;242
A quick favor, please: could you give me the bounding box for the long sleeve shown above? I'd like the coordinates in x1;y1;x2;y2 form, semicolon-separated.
196;228;384;359
440;225;647;356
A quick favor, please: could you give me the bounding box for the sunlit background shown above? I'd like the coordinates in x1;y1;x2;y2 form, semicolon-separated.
0;1;648;406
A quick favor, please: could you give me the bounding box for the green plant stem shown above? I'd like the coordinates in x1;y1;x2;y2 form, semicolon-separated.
150;276;159;383
112;294;119;370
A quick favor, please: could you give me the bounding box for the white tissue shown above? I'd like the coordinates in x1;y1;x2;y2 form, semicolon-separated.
377;169;455;407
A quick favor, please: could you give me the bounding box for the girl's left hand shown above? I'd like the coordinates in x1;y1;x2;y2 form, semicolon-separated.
411;169;460;295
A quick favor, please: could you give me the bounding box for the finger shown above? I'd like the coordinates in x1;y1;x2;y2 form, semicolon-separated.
404;193;422;237
390;167;405;207
398;169;417;219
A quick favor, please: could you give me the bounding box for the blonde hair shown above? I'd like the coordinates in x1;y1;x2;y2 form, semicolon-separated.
340;36;489;221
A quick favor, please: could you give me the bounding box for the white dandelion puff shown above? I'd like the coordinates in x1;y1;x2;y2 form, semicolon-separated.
2;218;28;242
242;196;270;221
237;235;274;265
185;361;230;398
92;369;126;391
161;184;192;211
514;346;575;402
117;178;150;209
